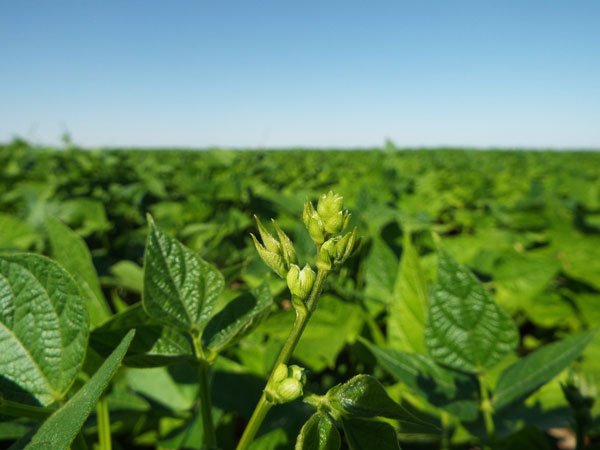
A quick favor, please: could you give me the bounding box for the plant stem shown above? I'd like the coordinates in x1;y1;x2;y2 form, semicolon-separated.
235;395;272;450
198;359;217;449
477;372;496;449
236;270;329;450
96;397;112;450
440;411;450;450
193;336;217;449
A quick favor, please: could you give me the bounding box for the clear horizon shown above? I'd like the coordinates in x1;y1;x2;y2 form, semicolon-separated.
2;1;599;148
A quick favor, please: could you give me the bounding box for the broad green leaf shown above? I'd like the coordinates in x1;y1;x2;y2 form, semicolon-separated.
364;237;397;311
53;198;111;237
326;375;433;428
295;412;341;450
341;418;400;450
493;331;595;411
10;330;135;450
143;217;224;332
553;232;600;290
46;217;111;327
492;251;560;313
126;365;199;412
90;304;195;367
110;260;143;293
388;232;428;353
0;254;88;406
425;251;518;373
0;214;38;250
202;282;272;354
362;339;479;420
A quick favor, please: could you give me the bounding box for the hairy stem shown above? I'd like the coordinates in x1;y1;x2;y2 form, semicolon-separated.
96;397;112;450
236;269;329;450
478;372;496;449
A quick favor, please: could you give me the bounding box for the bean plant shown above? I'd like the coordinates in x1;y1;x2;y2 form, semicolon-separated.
0;191;595;449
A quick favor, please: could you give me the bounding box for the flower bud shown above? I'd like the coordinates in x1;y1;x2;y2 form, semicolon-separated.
272;220;297;267
307;215;326;244
287;264;316;300
303;201;327;244
317;192;349;234
334;228;359;265
251;234;287;278
254;216;280;254
317;191;344;219
289;364;307;384
272;363;289;383
252;216;298;279
265;364;307;404
316;239;336;271
276;378;303;402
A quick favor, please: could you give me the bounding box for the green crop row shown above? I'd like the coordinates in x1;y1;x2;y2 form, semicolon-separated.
0;140;599;449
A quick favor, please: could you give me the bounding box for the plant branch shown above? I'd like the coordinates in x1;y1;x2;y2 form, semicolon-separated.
236;269;329;450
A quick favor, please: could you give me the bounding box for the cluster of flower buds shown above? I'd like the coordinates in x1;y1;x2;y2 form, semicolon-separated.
265;363;307;404
252;191;359;296
303;191;351;244
251;216;296;278
316;227;359;271
287;264;316;304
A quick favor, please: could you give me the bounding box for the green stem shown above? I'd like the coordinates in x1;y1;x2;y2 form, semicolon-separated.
0;396;55;420
236;270;329;450
96;397;112;450
235;395;272;450
194;338;217;449
477;373;496;449
440;411;450;450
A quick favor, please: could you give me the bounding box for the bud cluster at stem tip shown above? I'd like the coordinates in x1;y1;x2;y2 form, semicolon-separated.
265;364;307;404
303;191;351;244
251;191;359;302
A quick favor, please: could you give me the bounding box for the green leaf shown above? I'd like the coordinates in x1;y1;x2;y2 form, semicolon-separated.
0;254;89;406
109;260;143;293
202;281;272;354
90;304;195;367
143;217;224;332
126;365;198;412
10;330;135;450
341;418;400;450
327;375;433;428
362;339;479;420
388;232;428;353
0;214;38;250
295;412;341;450
425;251;518;373
493;331;595;411
46;217;111;328
364;237;397;312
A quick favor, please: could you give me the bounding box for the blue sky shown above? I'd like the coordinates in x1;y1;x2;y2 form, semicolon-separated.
1;1;599;148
